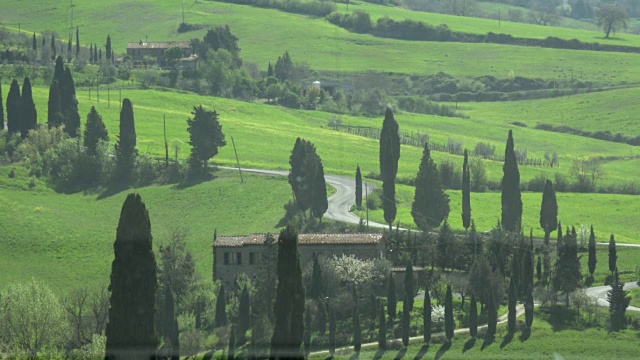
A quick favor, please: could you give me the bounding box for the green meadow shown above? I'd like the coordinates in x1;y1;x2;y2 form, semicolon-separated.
1;1;640;84
457;86;640;137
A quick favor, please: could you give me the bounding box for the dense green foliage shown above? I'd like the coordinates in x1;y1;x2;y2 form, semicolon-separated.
186;105;227;174
105;193;158;359
607;269;631;331
83;106;109;157
553;229;582;306
412;144;450;231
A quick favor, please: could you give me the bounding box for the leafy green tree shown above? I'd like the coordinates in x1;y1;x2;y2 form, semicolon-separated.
608;234;617;275
215;284;228;328
501;130;522;232
274;51;293;82
607;269;631;331
270;225;305;359
553;229;582;306
353;287;362;353
462;149;471;230
84;106;109;157
164;46;184;64
288;138;327;220
437;220;455;270
6;79;20;134
238;286;251;345
378;304;386;349
424;285;432;343
380;107;400;229
106;35;112;60
186;105;227;173
444;284;454;342
412;144;450;231
0;279;68;355
202;26;241;66
387;272;397;324
588;225;597;278
19;77;37;138
355;165;363;210
596;4;629;38
469;296;477;338
114;98;137;184
105;193;158;359
507;275;516;333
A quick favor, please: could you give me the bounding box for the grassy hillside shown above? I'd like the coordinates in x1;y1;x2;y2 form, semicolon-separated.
355;183;640;244
457;86;640;137
1;1;639;85
0;166;292;294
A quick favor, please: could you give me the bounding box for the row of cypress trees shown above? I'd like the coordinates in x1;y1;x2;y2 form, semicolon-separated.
2;77;37;138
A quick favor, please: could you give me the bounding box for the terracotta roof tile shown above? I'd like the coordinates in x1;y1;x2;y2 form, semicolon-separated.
214;233;384;247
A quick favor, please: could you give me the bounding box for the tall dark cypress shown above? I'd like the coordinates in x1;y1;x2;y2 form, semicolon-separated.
47;80;62;128
525;284;534;329
540;180;558;246
32;33;37;52
412;144;450;231
310;255;323;300
401;307;409;347
379;107;400;229
215;284;228;328
524;231;534;294
76;27;80;57
0;83;4;130
507;275;516;333
61;67;80;137
536;256;542;283
267;62;273;77
90;44;94;63
228;324;236;360
501;130;523;232
311;157;328;221
556;220;563;254
53;56;65;85
444;284;454;342
94;44;98;64
355;165;363;210
387;273;397;324
352;287;361;353
51;34;56;59
115;98;137;184
469;296;478;338
462;149;471;230
238;286;251;345
588;226;597;278
105;193;158;359
106;35;112;60
270;225;305;360
404;261;414;313
19;77;37;138
423;285;431;344
164;287;180;360
67;36;72;59
6;79;21;134
608;234;617;275
378;304;386;349
487;291;497;338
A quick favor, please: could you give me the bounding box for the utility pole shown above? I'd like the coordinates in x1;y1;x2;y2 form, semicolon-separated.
164;114;169;168
70;1;75;45
231;136;243;183
365;183;369;230
182;0;185;24
499;9;501;28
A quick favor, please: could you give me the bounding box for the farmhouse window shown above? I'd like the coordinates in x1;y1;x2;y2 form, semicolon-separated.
224;252;230;265
237;252;242;265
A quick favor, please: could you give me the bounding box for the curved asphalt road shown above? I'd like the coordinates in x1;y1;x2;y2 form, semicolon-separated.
585;281;640;311
223;166;640;247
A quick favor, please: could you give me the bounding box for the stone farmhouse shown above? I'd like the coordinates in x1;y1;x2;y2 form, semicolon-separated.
213;233;386;287
126;41;198;69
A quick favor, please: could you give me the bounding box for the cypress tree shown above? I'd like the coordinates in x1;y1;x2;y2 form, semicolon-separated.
51;34;56;59
6;79;20;134
607;269;631;331
238;286;251;345
311;157;328;221
588;225;597;278
32;33;37;52
99;48;103;62
353;287;361;353
75;27;80;57
507;276;516;333
444;284;454;342
469;296;477;338
215;284;227;328
90;44;94;63
401;308;409;347
84;106;109;156
462;149;471;230
267;62;273;77
53;56;65;85
270;225;305;360
47;80;62;128
106;35;112;60
105;193;158;359
329;305;336;357
228;324;236;360
556;220;563;254
536;256;542;283
553;228;582;306
164;287;180;360
540;180;558;247
355;165;363;210
524;231;535;293
404;261;414;313
61;67;80;137
412;144;450;231
19;77;37;138
501;130;523;232
0;83;4;130
387;273;397;324
378;304;386;349
67;36;72;60
115;98;137;184
525;284;534;329
379;107;400;229
423;285;432;344
94;44;98;64
317;302;327;336
304;306;311;358
487;291;497;338
608;234;617;276
310;255;323;300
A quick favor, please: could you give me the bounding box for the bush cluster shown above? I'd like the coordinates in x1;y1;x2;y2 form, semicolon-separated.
219;0;336;17
535;123;640;146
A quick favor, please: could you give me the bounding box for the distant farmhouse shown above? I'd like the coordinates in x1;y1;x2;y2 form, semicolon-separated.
126;41;198;70
213;233;386;287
